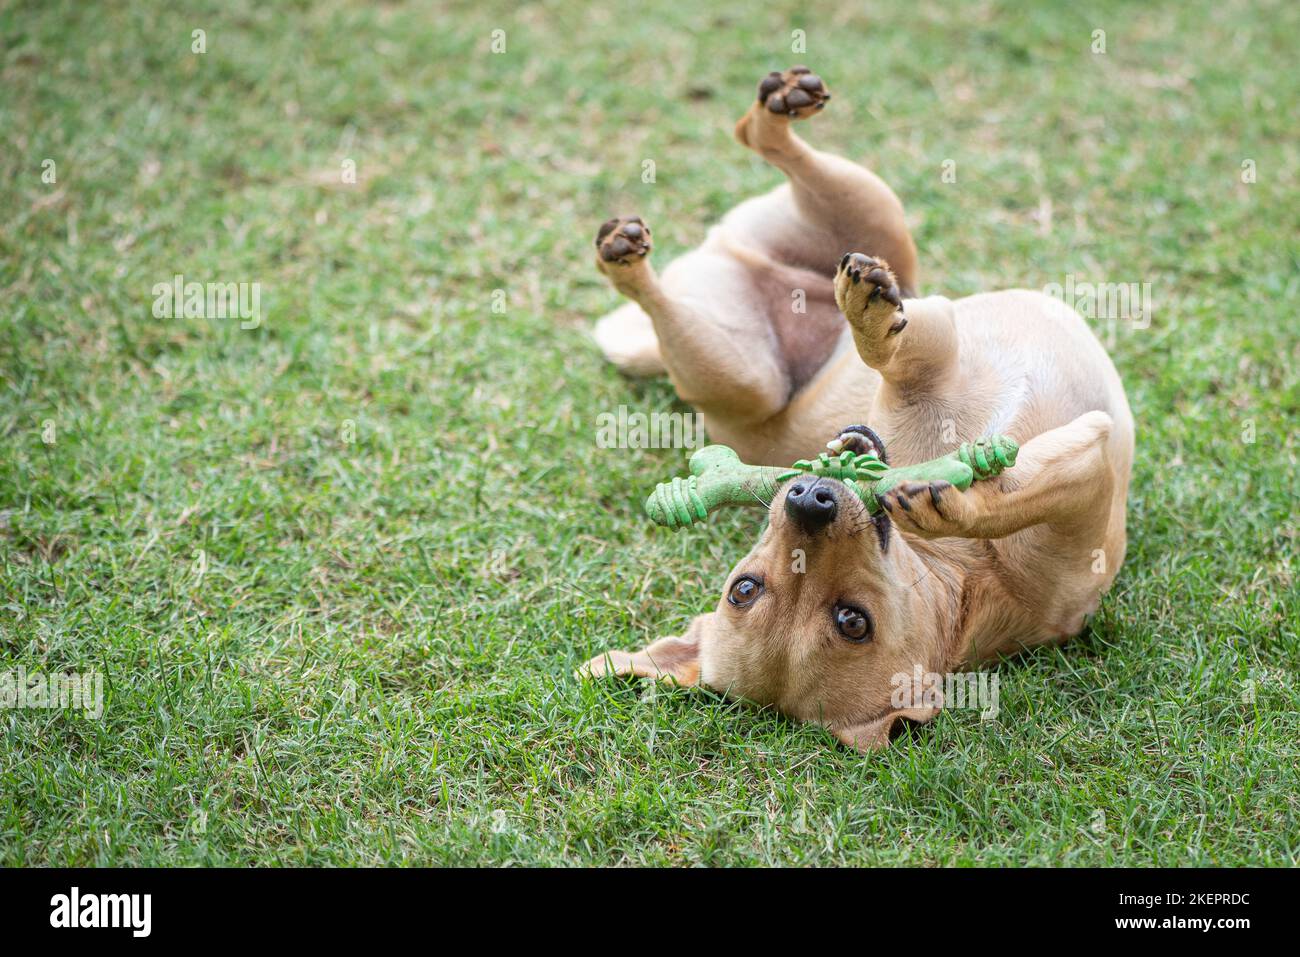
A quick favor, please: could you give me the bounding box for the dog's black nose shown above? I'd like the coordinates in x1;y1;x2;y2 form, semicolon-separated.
784;477;838;530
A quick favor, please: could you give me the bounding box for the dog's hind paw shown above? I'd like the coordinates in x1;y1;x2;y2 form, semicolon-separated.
595;216;652;266
757;66;831;118
735;66;831;151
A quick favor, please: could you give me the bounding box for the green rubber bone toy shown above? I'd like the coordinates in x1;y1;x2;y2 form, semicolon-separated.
645;434;1019;529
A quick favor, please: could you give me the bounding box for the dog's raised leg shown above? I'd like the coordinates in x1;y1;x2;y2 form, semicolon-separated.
833;252;960;397
876;409;1125;643
733;67;919;293
594;217;790;422
876;410;1119;542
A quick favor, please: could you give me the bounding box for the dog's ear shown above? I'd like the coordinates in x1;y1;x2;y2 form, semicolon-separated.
832;705;940;752
576;615;708;687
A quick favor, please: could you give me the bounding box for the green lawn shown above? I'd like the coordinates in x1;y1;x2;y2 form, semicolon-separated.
1;0;1297;866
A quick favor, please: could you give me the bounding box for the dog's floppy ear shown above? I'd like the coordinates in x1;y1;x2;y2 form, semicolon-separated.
832;705;941;752
834;653;952;751
577;615;709;687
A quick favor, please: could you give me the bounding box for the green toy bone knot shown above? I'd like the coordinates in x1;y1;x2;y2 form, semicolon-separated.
644;435;1019;528
775;449;890;506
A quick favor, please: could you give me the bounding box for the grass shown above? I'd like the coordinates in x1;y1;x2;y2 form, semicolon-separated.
1;0;1297;866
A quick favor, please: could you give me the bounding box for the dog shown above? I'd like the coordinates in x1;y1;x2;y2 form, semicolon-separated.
580;67;1134;751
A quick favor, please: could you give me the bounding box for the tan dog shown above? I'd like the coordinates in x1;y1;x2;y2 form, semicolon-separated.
581;67;1134;751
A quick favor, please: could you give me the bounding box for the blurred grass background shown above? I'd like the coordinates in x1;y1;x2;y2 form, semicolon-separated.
0;0;1297;864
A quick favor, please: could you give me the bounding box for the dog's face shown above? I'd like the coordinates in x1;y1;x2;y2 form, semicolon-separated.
580;430;954;750
692;475;944;748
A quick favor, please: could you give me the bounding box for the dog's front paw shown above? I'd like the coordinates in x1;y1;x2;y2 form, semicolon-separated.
576;650;636;680
757;66;831;118
595;216;652;267
835;253;906;338
877;480;972;538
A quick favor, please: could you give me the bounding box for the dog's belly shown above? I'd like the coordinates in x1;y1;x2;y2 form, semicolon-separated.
702;329;880;464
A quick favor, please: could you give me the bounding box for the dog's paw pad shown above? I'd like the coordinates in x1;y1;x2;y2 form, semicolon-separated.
757;66;830;118
595;216;652;265
835;252;906;333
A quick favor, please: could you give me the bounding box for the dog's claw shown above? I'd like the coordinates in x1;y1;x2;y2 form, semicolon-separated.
928;481;951;517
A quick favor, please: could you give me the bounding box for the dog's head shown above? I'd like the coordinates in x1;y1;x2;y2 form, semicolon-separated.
692;468;947;750
585;429;972;748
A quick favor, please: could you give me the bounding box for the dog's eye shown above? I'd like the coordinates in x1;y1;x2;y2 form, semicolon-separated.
834;604;872;642
728;575;763;607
